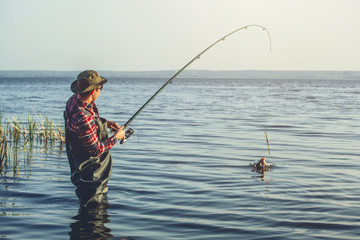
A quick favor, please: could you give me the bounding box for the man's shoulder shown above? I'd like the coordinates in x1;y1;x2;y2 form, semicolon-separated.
73;108;94;122
67;97;89;117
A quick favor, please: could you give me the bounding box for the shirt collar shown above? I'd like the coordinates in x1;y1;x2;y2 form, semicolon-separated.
74;94;98;116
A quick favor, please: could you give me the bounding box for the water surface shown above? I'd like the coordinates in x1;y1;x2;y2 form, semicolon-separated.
1;76;359;239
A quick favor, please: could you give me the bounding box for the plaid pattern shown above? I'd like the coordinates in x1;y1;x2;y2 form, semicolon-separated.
65;94;117;157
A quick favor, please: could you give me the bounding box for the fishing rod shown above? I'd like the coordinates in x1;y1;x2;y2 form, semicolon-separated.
120;24;272;144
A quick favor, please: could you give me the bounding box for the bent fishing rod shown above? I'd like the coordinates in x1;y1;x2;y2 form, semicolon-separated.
120;24;272;144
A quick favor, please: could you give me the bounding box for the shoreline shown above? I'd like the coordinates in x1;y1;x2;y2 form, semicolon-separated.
1;70;360;80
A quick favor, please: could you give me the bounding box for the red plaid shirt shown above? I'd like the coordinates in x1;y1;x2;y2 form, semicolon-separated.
65;94;117;157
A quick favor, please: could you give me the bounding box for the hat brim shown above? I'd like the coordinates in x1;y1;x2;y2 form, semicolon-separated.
71;77;107;94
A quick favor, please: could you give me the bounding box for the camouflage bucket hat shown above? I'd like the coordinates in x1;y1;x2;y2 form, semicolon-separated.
71;70;108;94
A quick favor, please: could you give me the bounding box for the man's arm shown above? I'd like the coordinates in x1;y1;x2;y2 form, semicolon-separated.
77;114;118;157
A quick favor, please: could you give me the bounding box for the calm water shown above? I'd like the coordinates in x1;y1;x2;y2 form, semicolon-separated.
1;76;359;239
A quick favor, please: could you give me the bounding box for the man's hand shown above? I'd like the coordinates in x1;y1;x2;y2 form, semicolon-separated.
114;127;125;140
107;121;120;131
107;121;125;140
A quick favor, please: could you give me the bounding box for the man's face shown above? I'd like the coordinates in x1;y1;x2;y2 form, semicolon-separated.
92;86;102;101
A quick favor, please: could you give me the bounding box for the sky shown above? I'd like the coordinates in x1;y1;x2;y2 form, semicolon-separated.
0;0;359;71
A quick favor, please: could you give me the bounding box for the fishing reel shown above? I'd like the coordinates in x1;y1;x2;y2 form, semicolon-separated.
120;128;134;144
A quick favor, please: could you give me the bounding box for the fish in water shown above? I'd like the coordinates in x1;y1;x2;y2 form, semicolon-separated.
250;157;272;173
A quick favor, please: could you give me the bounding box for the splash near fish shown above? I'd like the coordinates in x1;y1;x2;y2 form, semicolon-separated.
251;157;272;173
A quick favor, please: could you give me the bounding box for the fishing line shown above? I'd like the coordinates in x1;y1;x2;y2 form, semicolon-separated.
265;128;270;155
120;24;272;143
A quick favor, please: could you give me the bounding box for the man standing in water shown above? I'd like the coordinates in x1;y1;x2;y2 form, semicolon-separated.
64;70;125;208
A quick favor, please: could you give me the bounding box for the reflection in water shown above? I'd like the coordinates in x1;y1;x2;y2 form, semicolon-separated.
250;159;272;181
0;137;63;177
251;159;272;210
69;199;134;240
69;200;113;239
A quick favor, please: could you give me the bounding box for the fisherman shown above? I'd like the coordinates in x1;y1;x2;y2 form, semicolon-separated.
64;70;125;208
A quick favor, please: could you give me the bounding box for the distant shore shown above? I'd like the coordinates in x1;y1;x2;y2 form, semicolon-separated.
1;70;360;80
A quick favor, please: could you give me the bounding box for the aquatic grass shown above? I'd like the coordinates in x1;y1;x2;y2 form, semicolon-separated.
0;115;5;170
0;135;7;172
0;113;65;175
0;112;65;146
27;114;36;143
11;146;19;175
34;113;65;144
7;116;29;144
0;114;3;137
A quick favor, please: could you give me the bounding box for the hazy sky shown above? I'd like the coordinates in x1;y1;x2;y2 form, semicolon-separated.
1;0;359;71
